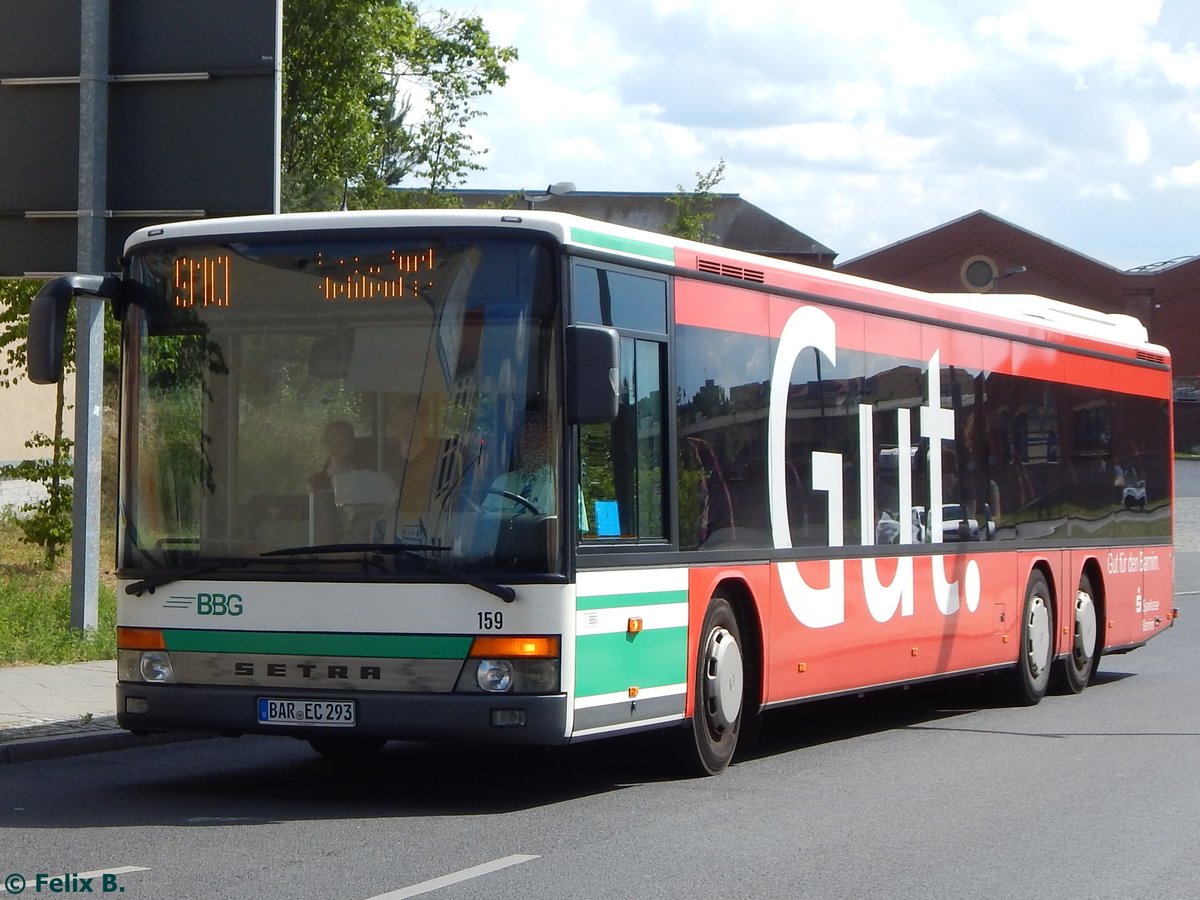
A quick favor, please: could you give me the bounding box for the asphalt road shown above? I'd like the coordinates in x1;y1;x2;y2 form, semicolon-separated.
2;471;1198;899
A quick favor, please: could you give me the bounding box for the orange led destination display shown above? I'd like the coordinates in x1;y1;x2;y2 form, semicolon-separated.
170;248;438;308
317;248;436;301
173;254;231;308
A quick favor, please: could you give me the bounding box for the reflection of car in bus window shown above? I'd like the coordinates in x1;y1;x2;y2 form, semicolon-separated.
877;504;996;543
876;507;925;544
941;503;996;541
1123;483;1147;509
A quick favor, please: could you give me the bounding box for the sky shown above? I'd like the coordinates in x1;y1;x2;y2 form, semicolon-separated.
426;0;1200;269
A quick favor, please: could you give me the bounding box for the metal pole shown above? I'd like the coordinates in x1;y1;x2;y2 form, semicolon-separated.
272;0;283;214
71;0;109;631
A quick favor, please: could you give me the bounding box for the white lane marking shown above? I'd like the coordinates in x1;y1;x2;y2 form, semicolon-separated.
368;854;539;899
75;866;150;878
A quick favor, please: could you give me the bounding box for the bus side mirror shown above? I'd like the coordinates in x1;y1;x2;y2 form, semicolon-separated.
27;275;123;384
566;324;619;424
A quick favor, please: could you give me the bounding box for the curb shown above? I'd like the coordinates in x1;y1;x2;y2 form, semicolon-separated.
0;720;213;765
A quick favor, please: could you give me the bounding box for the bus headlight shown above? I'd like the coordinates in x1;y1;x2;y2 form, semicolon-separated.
456;635;561;693
455;657;561;694
476;659;514;692
140;651;176;683
118;649;176;683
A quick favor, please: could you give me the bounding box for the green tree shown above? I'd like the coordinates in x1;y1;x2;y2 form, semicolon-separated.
0;281;123;568
666;159;727;243
282;0;516;211
0;281;72;568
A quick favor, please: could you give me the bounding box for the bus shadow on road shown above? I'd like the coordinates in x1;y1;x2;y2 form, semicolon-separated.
737;666;1139;764
0;669;1150;830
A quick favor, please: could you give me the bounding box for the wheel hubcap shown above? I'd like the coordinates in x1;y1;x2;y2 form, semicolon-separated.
1074;590;1097;665
704;626;743;730
1027;596;1050;679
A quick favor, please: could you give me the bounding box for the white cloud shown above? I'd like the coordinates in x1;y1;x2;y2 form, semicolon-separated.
1154;160;1200;189
1124;117;1153;165
1078;182;1133;201
438;0;1200;266
975;0;1163;77
1149;39;1200;88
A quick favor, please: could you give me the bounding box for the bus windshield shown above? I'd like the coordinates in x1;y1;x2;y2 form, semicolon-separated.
118;233;564;579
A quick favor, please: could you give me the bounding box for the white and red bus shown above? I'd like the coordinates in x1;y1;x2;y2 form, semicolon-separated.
28;210;1175;773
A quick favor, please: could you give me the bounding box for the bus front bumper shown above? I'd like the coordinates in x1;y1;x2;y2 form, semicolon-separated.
116;682;570;745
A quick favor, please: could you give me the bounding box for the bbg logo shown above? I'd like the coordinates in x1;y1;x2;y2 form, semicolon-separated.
197;592;243;616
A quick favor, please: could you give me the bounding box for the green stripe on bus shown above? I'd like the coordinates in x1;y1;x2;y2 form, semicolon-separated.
161;630;473;659
570;227;676;262
575;626;687;697
576;589;688;612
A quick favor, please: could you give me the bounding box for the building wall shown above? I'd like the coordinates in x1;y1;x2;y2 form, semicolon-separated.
0;374;75;462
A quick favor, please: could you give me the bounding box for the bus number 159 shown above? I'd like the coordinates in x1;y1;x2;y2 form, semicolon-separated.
478;611;504;630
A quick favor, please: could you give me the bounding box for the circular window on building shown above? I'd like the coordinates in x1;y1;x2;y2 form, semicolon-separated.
961;256;998;292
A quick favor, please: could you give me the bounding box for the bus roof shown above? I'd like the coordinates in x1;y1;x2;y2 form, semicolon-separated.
123;209;1165;356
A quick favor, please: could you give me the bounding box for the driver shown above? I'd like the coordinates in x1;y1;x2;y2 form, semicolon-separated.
483;412;554;516
308;419;360;492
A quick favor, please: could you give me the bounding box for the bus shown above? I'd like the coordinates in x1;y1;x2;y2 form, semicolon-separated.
27;209;1176;774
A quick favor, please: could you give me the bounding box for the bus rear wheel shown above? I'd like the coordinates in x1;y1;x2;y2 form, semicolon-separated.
684;594;745;775
1010;570;1054;705
1056;573;1099;694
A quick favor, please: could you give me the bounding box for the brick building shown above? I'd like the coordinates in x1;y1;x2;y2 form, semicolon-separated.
836;209;1200;378
836;210;1200;449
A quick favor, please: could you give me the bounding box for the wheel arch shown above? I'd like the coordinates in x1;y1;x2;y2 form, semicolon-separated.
709;576;765;714
1028;557;1059;616
687;569;767;715
1020;556;1060;656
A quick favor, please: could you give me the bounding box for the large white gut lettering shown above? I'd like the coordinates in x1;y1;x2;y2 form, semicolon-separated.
769;306;982;628
769;306;844;628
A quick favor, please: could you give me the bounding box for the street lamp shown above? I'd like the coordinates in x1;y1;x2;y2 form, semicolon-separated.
522;181;576;210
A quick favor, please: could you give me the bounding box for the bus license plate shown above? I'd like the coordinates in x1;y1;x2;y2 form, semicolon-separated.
257;698;356;727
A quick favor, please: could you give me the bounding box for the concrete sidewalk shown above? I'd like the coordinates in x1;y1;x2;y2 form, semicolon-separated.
0;660;199;764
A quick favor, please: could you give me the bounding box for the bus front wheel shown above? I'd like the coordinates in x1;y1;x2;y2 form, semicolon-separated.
1010;570;1054;705
685;594;745;775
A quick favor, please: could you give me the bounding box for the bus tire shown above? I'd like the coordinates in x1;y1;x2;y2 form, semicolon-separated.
685;594;745;775
1055;572;1099;694
1010;570;1054;705
307;737;387;760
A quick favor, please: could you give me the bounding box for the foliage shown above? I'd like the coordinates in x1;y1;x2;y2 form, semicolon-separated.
0;280;122;567
282;0;517;211
0;433;74;569
0;280;50;386
1;282;67;567
666;159;727;243
0;280;121;382
0;519;116;664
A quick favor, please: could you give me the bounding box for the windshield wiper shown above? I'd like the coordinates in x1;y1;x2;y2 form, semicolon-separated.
262;543;517;603
124;552;389;596
126;558;251;596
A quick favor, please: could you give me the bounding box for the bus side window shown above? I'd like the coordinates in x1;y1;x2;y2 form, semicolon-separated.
579;337;666;541
572;261;669;544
